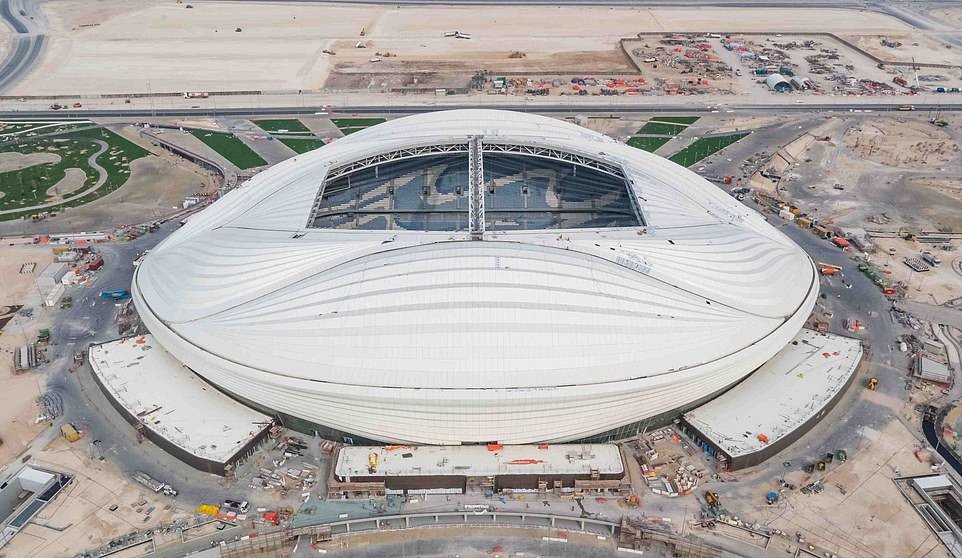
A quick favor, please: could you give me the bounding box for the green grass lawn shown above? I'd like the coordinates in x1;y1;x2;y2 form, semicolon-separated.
0;126;151;219
668;132;750;167
636;121;689;136
253;119;311;134
649;116;700;125
0;121;93;139
626;136;671;153
278;137;327;154
331;118;387;135
190;130;267;169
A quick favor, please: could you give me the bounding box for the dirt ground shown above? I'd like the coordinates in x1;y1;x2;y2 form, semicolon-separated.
744;419;948;558
840;32;962;67
761;114;962;306
783;119;961;223
843;118;959;168
0;147;216;236
872;237;961;306
15;1;914;96
45;167;87;200
0;244;56;466
3;438;191;558
0;152;60;173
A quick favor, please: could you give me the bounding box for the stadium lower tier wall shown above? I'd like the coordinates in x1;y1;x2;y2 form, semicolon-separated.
88;363;272;475
331;473;625;495
678;355;862;471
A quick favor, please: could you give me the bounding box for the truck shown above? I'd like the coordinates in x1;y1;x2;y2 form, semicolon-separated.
893;76;908;87
134;472;178;497
99;289;131;301
183;91;209;99
223;499;250;513
61;423;81;442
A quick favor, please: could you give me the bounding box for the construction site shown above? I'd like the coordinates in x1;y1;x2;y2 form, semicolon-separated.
0;0;961;557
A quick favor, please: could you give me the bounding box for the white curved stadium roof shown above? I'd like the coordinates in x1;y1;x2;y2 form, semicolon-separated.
134;109;817;444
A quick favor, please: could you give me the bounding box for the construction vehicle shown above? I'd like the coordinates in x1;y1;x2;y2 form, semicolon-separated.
766;491;779;505
930;107;948;127
134;472;178;497
818;261;843;276
867;377;878;391
196;504;219;516
223;499;250;513
836;449;848;462
831;237;850;248
37;328;50;343
60;423;81;442
99;289;131;301
704;490;721;509
368;452;378;473
60;296;73;309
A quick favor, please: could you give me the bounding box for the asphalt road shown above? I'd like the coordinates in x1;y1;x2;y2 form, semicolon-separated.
0;0;46;93
2;102;961;121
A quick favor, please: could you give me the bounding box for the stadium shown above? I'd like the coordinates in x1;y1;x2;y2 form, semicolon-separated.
132;109;818;446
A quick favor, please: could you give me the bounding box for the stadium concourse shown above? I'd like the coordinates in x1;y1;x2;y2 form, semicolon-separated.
107;109;837;464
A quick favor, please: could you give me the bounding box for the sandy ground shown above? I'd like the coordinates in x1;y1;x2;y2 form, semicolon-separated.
759;114;962;308
929;7;962;27
12;1;914;95
0;130;217;236
872;237;961;306
0;245;56;466
0;152;60;173
752;419;948;558
841;32;962;67
3;438;191;558
37;155;214;229
843;118;959;168
782;117;962;229
45;167;88;200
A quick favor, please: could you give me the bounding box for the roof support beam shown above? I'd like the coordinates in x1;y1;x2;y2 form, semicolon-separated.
468;135;485;240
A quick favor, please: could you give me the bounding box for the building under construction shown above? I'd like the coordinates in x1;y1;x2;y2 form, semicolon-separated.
328;444;629;500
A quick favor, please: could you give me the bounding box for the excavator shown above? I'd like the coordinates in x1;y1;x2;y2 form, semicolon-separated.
705;490;721;509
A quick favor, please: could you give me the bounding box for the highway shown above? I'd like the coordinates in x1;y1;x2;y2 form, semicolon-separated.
0;0;46;93
1;101;962;120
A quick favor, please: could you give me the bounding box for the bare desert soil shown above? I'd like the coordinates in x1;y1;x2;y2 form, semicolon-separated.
754;419;949;558
4;440;189;558
0;151;60;172
841;32;962;67
0;244;55;465
15;1;914;95
843;118;959;168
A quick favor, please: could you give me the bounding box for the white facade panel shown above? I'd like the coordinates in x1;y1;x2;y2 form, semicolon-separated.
133;110;817;445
